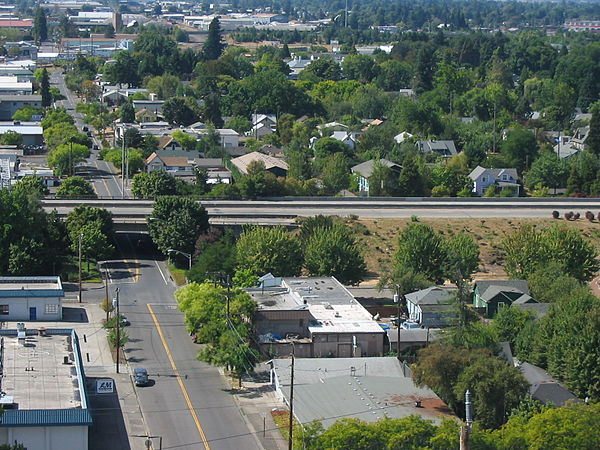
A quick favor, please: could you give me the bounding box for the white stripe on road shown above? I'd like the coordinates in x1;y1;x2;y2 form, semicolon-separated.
154;260;169;285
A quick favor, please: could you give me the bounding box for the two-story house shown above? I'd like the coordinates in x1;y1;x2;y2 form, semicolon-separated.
468;166;520;196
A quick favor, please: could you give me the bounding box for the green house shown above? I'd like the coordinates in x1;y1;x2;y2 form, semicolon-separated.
473;280;535;318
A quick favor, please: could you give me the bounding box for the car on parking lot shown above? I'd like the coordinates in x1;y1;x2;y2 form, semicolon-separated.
400;321;421;330
134;368;149;386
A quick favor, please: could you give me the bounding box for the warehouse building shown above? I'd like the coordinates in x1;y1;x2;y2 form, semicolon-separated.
0;327;92;449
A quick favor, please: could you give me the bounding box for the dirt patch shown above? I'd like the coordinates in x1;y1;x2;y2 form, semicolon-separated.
355;217;600;282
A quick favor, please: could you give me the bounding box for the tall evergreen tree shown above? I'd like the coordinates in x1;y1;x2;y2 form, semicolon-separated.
34;8;48;43
120;101;135;123
40;68;51;107
586;101;600;155
203;17;225;61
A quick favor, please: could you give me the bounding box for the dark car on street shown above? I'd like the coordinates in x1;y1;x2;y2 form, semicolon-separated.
134;368;149;386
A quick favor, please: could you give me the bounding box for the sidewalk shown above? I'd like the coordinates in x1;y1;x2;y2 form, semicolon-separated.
222;366;287;450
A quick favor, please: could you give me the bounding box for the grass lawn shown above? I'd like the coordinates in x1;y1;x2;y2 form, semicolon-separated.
167;262;188;286
353;217;600;282
271;409;303;446
62;258;103;283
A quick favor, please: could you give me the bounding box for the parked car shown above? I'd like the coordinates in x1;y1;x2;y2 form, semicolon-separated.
134;368;149;386
400;321;421;330
121;316;130;327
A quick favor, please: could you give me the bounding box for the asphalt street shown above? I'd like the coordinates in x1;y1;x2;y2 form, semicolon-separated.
108;234;258;450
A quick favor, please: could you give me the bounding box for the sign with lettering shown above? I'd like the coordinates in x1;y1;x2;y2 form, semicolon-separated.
96;379;114;394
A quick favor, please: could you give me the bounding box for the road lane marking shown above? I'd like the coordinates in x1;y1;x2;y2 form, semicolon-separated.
154;260;168;285
147;304;211;450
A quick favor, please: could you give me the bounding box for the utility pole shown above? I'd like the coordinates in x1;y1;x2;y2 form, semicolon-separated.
115;287;120;374
394;293;401;361
460;389;472;450
78;233;83;303
288;348;295;450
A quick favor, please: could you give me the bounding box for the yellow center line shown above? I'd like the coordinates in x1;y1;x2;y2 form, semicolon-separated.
147;304;211;450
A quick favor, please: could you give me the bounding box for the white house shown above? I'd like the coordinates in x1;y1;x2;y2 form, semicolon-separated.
331;130;361;150
468;166;519;196
216;128;239;148
394;131;413;144
0;276;64;321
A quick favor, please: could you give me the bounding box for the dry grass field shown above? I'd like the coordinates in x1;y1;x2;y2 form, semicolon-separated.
349;217;600;283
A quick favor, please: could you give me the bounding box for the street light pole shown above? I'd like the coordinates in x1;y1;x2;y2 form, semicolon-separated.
78;233;83;303
167;249;192;271
121;126;126;199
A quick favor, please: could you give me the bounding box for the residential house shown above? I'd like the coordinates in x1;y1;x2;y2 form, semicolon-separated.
260;144;284;157
145;152;194;176
248;122;274;139
398;88;416;99
102;87;148;105
252;113;277;129
216;128;239;148
230;151;288;177
4;41;38;59
135;108;158;123
416;140;457;158
192;158;233;184
132;99;164;115
405;287;456;327
519;362;579;407
287;57;312;79
317;121;348;136
250;276;385;358
394;131;413;144
331;130;361;149
468;166;519;197
157;136;184;152
473;280;533;318
351;159;402;195
271;357;453;429
571;125;589;151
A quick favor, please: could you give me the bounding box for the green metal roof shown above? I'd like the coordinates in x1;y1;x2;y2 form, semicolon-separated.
0;409;92;427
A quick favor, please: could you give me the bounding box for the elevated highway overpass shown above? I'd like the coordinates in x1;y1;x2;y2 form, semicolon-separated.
41;197;600;231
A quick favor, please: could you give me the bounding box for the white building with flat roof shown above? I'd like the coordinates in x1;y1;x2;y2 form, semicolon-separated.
0;327;91;449
0;277;64;321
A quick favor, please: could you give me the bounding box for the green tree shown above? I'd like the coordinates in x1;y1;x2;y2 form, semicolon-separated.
321;153;350;194
148;196;209;255
33;7;47;43
40;68;51;107
368;160;399;196
47;142;90;176
298;58;341;82
500;129;538;173
491;306;535;348
397;155;427;196
175;282;258;385
502;225;599;281
203;17;225;60
12;106;42;121
56;176;96;198
394;223;447;284
525;150;569;191
120;101;135;123
70;222;114;265
66;205;114;241
443;233;480;284
304;223;366;285
0;131;23;146
162;97;199;126
13;175;49;197
587;101;600;155
235;226;302;277
342;54;378;83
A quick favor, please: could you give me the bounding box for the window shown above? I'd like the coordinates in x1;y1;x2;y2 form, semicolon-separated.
45;303;59;315
497;302;506;310
0;305;8;315
502;174;508;181
481;176;488;183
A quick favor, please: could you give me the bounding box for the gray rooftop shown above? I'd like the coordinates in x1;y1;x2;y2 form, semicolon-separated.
476;280;530;296
0;276;64;298
386;328;441;344
351;159;401;178
513;302;551;318
274;357;453;428
417;140;457;157
1;332;83;410
0;94;41;101
468;166;519;181
405;287;456;306
519;362;579;407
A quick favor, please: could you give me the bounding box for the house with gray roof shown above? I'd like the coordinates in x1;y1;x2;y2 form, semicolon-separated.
473;280;534;318
405;287;456;327
271;357;453;429
519;362;579;407
468;166;519;196
416;139;457;158
351;159;402;195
